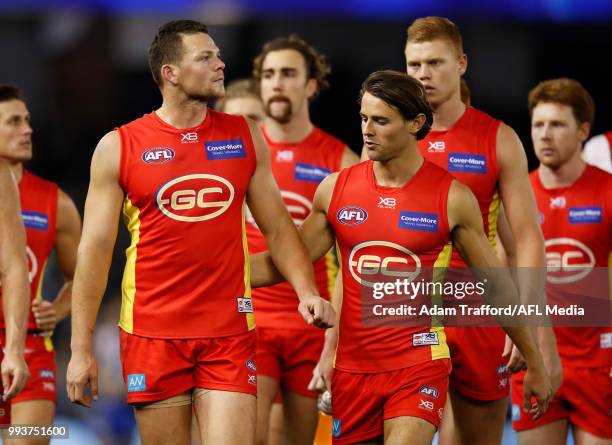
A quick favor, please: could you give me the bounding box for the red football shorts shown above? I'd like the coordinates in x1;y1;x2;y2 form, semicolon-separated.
511;366;612;439
0;334;56;423
256;327;324;398
119;329;257;404
446;326;510;400
331;359;451;444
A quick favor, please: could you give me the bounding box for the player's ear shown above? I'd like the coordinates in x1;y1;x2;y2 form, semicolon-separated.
577;121;591;144
458;53;467;76
305;78;317;100
409;114;427;135
161;64;180;87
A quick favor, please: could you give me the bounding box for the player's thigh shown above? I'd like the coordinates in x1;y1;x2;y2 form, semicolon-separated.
437;397;459;445
269;401;285;445
516;419;569;445
573;426;612;445
448;388;507;445
3;401;55;445
283;390;318;445
383;415;436;445
194;388;256;445
133;400;192;445
256;375;279;445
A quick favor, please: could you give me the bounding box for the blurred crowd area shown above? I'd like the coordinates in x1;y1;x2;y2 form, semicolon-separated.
1;5;610;443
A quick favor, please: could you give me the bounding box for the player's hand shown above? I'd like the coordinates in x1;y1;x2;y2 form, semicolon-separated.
506;342;527;374
32;300;58;332
298;295;335;329
539;337;563;395
308;349;334;393
522;361;552;420
1;351;30;401
67;352;99;408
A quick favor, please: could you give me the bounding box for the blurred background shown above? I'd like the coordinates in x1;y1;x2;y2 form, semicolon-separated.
1;0;610;443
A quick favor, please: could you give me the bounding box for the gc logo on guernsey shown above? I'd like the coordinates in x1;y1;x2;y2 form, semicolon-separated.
348;241;421;287
545;237;595;283
156;174;235;222
26;246;37;282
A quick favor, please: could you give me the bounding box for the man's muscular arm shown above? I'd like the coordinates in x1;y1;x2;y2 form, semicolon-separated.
246;120;334;327
0;160;30;400
33;189;81;332
67;131;124;407
497;123;561;390
449;180;552;419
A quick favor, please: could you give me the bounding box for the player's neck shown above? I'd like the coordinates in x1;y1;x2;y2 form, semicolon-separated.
157;95;208;129
6;161;23;183
431;94;466;131
373;146;424;188
538;151;586;189
263;108;314;143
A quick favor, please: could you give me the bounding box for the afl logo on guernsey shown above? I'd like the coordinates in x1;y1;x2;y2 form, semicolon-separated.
545;238;595;283
348;241;421;287
156;174;234;222
337;206;368;226
142;147;175;164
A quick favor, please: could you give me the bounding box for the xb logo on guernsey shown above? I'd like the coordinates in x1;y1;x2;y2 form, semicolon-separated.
142;147;175;164
545;238;595;283
348;241;421;287
156;174;234;222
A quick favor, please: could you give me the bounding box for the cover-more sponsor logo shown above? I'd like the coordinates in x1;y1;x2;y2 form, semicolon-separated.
569;206;602;224
294;163;330;183
337;206;368;226
142;147;175;164
545;237;595;283
22;211;49;231
348;241;421;287
448;153;486;174
156;174;234;222
399;212;438;232
205;139;246;160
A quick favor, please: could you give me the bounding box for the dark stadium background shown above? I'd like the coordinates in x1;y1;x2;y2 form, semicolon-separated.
1;1;610;443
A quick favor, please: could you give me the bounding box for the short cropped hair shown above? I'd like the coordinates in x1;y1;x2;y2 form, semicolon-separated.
253;34;331;99
148;20;209;88
215;79;261;112
360;70;433;140
528;78;595;125
406;16;463;56
0;85;24;104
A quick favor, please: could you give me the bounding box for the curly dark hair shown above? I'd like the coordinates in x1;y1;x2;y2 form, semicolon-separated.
253;34;331;99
